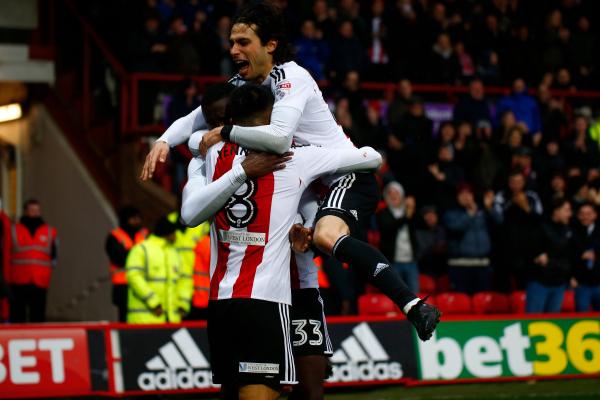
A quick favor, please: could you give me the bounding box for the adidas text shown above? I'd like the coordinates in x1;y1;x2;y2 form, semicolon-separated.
138;368;215;390
329;360;403;382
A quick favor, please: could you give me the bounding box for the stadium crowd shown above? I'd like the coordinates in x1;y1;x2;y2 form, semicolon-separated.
2;1;597;324
78;0;600;317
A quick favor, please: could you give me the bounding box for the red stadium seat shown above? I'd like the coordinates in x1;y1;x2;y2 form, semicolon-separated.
434;292;472;315
358;294;399;316
562;290;575;312
436;274;451;292
472;291;510;314
364;284;380;294
510;291;526;314
417;294;435;306
419;274;436;294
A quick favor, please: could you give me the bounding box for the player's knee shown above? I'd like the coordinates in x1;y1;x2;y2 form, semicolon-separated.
313;216;350;254
238;384;280;400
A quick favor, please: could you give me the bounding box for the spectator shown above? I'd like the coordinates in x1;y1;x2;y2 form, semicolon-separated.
294;19;330;81
167;79;201;125
311;0;336;41
189;10;222;75
8;199;58;323
0;200;10;322
570;16;595;87
126;216;192;323
429;33;460;84
541;10;570;75
165;16;200;74
330;20;365;80
496;78;542;145
526;198;573;313
365;0;391;81
537;84;569;142
414;206;448;278
387;96;433;196
105;206;147;322
495;171;544;290
377;182;419;293
565;115;600;172
187;225;211;320
216;15;235;76
453;79;492;128
425;144;466;212
503;25;536;83
168;212;209;320
128;12;167;72
454;41;475;82
387;79;413;129
443;185;501;294
572;203;600;311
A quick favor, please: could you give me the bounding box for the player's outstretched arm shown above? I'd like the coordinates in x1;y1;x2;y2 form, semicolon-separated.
181;152;292;227
140;106;206;180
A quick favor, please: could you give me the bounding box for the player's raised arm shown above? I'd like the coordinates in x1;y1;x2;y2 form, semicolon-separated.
181;151;292;227
140;106;206;180
297;146;382;186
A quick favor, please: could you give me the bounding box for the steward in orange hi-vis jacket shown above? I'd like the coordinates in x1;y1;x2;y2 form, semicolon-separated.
105;206;147;322
8;199;57;323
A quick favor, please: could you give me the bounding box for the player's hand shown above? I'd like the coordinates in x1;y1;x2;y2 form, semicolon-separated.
242;152;293;178
200;126;223;157
153;305;164;316
177;307;187;317
289;224;313;253
140;140;170;180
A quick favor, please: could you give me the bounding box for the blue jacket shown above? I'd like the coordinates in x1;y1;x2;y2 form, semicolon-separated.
496;91;541;133
443;207;502;258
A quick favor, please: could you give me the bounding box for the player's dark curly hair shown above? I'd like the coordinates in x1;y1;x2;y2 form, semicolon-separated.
233;3;293;64
226;84;274;125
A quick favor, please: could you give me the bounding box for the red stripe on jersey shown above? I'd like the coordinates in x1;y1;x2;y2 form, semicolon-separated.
210;143;238;299
290;253;300;290
231;172;275;297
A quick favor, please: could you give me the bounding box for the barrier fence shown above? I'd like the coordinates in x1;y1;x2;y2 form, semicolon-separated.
1;313;599;398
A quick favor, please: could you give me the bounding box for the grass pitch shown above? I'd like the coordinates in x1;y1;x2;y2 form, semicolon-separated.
325;378;600;400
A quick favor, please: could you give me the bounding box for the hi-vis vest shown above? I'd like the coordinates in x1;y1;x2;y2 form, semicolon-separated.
9;223;57;289
192;235;210;308
109;227;148;285
126;235;193;324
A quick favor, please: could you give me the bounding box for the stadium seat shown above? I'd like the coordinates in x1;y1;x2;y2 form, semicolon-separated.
364;284;380;294
419;274;436;294
561;290;575;312
434;292;472;315
417;294;435;306
510;291;526;314
436;274;451;292
358;294;399;316
472;291;510;314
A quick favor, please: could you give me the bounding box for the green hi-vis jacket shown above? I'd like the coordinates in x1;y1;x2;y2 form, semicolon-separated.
125;235;193;323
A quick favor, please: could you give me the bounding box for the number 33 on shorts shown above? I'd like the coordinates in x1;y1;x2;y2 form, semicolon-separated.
292;319;323;346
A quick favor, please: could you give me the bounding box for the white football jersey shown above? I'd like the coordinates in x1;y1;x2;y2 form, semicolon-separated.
206;143;380;304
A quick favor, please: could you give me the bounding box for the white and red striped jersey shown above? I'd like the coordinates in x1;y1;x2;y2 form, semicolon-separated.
205;143;381;305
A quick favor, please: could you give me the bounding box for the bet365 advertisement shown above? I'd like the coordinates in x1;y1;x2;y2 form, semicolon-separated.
416;317;600;381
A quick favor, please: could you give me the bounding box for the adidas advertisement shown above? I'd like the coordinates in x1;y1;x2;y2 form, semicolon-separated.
326;321;418;383
117;327;218;392
417;317;600;381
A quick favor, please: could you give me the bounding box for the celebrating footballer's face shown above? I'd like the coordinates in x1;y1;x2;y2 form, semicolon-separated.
230;23;277;83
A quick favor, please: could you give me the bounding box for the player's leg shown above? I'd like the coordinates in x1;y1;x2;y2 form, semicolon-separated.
289;355;328;400
289;288;332;400
313;173;440;340
238;384;280;400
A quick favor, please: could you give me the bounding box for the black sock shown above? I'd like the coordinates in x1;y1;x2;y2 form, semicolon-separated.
332;235;417;309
